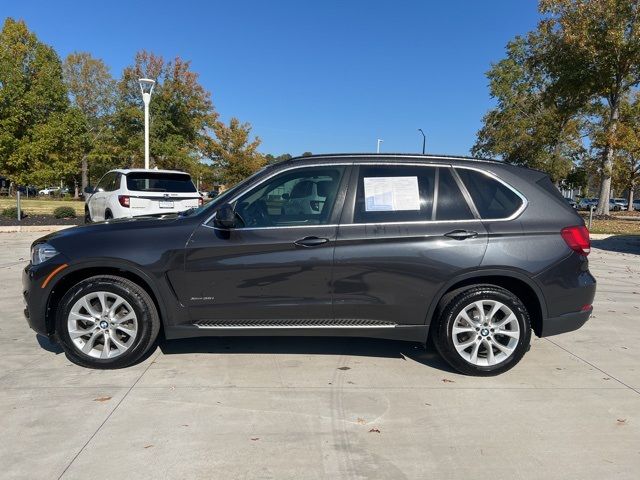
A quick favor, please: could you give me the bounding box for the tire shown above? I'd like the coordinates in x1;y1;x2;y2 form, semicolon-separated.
104;210;113;220
84;207;92;224
55;275;160;369
433;285;531;376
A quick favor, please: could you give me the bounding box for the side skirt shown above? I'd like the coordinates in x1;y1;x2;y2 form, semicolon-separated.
164;323;429;343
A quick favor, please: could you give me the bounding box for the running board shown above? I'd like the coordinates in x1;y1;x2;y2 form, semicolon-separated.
193;319;397;329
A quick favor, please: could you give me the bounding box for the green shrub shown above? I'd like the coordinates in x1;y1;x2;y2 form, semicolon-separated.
2;207;25;219
53;206;77;219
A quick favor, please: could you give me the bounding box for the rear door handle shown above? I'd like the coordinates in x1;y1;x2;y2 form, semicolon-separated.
444;229;478;240
294;236;329;247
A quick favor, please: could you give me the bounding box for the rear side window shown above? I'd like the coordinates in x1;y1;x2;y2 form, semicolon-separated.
456;168;523;219
354;165;435;223
126;173;196;193
435;168;474;220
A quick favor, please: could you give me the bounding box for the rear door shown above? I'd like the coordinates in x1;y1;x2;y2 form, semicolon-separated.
126;172;201;216
332;163;488;326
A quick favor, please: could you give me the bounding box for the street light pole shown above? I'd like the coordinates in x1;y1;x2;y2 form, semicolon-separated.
376;139;383;153
138;78;156;169
418;129;426;154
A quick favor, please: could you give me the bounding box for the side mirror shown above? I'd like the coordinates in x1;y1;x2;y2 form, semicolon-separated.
281;193;290;200
214;204;236;228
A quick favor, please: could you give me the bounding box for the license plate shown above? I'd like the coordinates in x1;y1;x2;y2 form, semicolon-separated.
159;200;174;209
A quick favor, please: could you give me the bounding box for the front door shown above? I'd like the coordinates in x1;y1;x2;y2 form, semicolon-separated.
178;164;350;324
332;163;488;326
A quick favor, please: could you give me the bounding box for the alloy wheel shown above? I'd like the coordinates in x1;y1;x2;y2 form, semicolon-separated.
67;291;138;359
451;299;520;367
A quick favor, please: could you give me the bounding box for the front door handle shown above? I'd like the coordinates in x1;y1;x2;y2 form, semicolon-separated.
444;229;478;240
294;236;329;248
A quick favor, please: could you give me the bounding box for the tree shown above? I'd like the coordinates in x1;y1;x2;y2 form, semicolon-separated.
112;51;218;175
0;18;79;186
212;118;265;185
613;93;640;207
472;32;586;182
63;52;116;194
539;0;640;214
265;153;292;164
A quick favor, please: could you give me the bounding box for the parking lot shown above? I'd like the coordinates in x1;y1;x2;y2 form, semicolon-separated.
0;232;639;480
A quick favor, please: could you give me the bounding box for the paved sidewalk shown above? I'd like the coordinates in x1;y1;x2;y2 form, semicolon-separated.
0;233;639;480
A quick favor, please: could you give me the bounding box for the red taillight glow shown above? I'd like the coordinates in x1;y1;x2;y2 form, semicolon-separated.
561;225;590;256
118;195;130;208
198;197;204;207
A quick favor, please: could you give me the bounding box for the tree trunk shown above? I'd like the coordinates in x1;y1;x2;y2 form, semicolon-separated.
81;155;88;192
595;101;620;216
628;185;634;211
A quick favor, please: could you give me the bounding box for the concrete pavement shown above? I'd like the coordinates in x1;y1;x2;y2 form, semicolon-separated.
0;232;639;479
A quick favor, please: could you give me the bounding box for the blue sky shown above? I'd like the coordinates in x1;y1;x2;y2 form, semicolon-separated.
3;0;539;157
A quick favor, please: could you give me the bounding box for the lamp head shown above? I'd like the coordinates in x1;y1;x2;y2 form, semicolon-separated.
138;78;156;95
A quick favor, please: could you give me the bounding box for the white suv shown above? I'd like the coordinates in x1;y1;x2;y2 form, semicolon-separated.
85;169;202;222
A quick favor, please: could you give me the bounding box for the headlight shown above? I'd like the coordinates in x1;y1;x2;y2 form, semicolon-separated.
31;243;59;265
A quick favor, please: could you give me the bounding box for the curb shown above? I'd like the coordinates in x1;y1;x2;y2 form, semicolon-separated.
0;225;75;233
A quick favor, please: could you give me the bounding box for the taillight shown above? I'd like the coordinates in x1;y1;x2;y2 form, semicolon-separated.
561;225;590;255
118;195;130;208
198;197;203;207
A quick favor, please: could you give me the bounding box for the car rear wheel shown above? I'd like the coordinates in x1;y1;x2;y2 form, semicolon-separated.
433;286;531;376
55;275;160;369
84;207;92;224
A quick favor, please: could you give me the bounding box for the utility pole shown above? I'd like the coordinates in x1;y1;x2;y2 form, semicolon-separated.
376;139;383;153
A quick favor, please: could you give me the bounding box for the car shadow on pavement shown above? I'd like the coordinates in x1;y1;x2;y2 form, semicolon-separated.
36;333;63;354
591;234;640;255
158;336;458;374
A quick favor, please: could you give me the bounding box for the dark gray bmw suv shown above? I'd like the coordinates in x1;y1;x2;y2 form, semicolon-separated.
23;154;596;375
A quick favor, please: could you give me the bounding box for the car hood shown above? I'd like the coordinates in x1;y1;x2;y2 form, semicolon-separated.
34;213;192;245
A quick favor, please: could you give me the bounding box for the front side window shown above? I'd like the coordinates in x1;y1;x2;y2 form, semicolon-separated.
234;166;345;228
126;173;196;193
456;168;523;219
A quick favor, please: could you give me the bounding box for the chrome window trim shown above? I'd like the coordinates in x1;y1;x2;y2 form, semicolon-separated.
201;161;528;230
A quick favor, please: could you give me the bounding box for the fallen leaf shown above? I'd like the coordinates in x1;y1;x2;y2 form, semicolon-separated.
441;378;455;383
425;403;431;406
603;377;611;381
347;381;355;385
337;366;351;371
144;444;154;449
93;396;112;402
369;428;381;433
356;418;366;425
617;418;627;425
181;424;189;427
250;437;260;441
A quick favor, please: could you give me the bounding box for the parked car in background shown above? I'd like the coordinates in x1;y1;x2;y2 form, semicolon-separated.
39;186;60;196
633;199;640;211
208;189;220;198
564;197;577;209
578;198;598;210
24;154;596;376
84;169;202;222
612;198;628;211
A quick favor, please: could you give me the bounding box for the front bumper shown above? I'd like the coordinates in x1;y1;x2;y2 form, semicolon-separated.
22;260;68;336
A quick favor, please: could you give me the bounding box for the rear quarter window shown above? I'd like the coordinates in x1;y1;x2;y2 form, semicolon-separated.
456;168;523;219
126;173;196;193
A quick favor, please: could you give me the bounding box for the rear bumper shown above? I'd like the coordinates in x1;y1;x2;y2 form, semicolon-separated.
540;307;592;337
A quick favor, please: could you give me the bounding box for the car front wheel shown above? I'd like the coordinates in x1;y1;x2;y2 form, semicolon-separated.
433;285;531;376
55;275;160;369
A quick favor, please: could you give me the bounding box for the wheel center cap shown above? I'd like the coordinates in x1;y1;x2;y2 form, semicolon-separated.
99;320;109;329
480;328;490;337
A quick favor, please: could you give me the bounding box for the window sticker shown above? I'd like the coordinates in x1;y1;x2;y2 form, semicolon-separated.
364;176;420;211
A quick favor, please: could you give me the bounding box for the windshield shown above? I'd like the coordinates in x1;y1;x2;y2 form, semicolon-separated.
126;172;196;192
180;165;272;218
